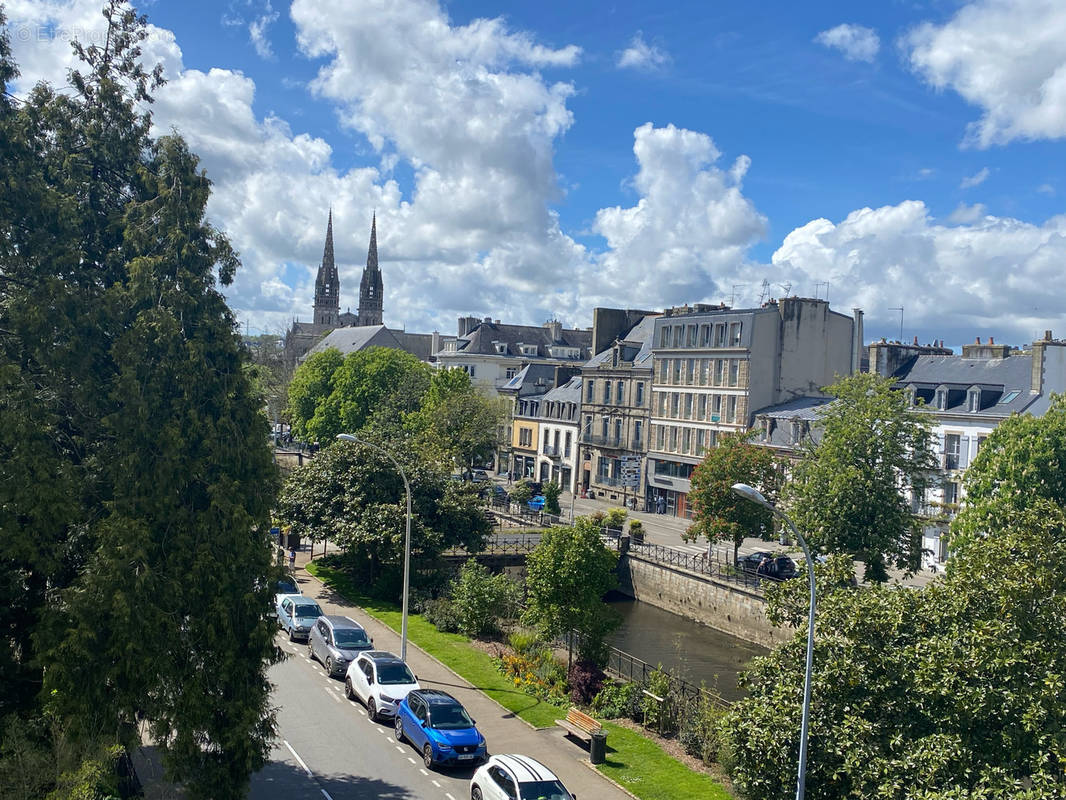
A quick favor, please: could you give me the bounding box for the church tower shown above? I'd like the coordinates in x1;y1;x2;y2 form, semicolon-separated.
356;213;383;326
313;210;340;327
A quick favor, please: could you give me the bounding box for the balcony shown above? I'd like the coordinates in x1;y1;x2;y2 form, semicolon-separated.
542;445;567;459
582;433;625;449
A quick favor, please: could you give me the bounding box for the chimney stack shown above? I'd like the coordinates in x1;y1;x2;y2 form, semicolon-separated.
852;308;864;374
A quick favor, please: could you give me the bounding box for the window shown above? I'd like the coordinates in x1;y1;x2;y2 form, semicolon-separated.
656;425;665;449
944;482;959;505
684;393;693;419
603;380;612;403
636;382;645;406
671;393;680;417
728;360;740;387
617;381;625;404
699;324;711;346
729;322;742;346
601;417;609;438
682;429;691;454
669;427;678;451
714;359;725;385
936;387;948;411
518;427;532;447
968;390;980;412
712;394;722;421
695;429;705;455
658;359;669;382
686;325;697;347
672;326;682;348
658;392;668;415
698;394;707;419
542;429;550;452
999;390;1020;404
944;434;961;469
564;432;572;457
714;324;726;347
727;395;737;423
634;420;643;448
614;419;622;444
505;367;517;380
699;359;710;385
586;380;594;402
672;359;682;383
686;359;695;384
658;326;670;348
708;429;718;448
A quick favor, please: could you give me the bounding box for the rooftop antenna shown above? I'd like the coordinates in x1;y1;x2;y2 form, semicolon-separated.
778;282;792;298
758;279;771;304
730;284;743;306
889;307;904;341
814;281;830;302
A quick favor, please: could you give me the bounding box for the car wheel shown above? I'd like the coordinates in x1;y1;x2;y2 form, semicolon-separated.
367;698;378;722
344;678;356;701
288;627;295;642
307;643;315;662
325;656;334;676
471;787;483;800
422;743;434;769
394;715;404;743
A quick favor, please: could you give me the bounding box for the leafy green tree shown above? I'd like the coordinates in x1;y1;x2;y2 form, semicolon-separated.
408;367;506;473
725;509;1066;800
523;519;621;664
684;433;781;563
448;560;522;637
784;373;938;582
276;434;490;594
542;481;562;515
0;4;279;797
285;347;344;440
952;393;1066;546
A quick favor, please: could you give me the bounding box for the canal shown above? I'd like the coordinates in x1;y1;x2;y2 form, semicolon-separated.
606;594;768;703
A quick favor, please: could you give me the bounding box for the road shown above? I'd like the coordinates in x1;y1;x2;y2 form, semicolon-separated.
251;634;480;800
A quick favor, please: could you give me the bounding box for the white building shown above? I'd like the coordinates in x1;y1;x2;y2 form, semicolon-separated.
534;376;582;492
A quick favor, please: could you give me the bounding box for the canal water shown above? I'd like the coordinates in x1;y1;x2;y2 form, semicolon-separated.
606;595;768;703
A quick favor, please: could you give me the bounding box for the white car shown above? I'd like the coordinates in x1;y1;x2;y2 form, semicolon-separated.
470;754;576;800
344;650;419;722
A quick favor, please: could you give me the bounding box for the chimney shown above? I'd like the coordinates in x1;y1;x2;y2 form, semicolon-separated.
431;330;440;357
976;336;981;344
545;319;563;343
989;337;994;345
852;308;864;374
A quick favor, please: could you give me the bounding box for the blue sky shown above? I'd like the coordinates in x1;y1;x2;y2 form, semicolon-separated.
7;0;1066;347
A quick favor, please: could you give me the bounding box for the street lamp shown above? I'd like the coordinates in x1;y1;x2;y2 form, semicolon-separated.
731;483;816;800
336;433;413;662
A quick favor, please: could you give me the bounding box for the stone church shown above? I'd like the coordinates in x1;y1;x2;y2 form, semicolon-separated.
283;211;384;366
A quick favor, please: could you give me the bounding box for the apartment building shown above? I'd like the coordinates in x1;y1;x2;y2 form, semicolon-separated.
500;364;580;480
578;314;658;507
647;298;858;517
874;332;1066;568
534;376;582;491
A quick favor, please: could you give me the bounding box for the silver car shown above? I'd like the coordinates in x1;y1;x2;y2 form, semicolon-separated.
308;615;374;678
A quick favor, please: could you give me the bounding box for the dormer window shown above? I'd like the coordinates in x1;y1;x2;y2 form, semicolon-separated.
790;419;804;444
493;341;507;354
935;386;948;411
967;386;981;413
519;344;538;356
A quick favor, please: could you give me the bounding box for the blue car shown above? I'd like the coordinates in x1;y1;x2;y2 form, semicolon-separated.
527;495;546;511
394;689;487;769
276;595;323;641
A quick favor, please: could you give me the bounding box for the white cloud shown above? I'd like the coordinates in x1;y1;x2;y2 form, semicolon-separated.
588;123;767;309
906;0;1066;147
815;23;880;63
617;32;670;71
948;202;987;223
1038;183;1056;195
248;9;279;60
960;167;990;188
772;200;1066;344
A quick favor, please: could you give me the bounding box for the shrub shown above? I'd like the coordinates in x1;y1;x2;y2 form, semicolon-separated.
422;597;460;633
450;559;522;637
496;642;569;707
568;660;606;705
510;480;533;505
678;690;728;765
543;481;562;515
629;519;644;539
641;667;680;735
507;630;539;655
604;507;628;528
591;681;639;719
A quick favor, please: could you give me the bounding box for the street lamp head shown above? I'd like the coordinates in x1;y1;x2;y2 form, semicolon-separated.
732;482;772;510
336;433;359;444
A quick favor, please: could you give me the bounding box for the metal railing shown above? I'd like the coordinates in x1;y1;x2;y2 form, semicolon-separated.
603;644;732;710
622;539;783;592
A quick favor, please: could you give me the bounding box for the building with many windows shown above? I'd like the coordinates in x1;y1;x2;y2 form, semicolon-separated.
578;313;658;507
499;364;578;479
647;298;859;517
534;376;582;490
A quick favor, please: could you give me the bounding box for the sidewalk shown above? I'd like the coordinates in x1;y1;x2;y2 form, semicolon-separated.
291;548;634;800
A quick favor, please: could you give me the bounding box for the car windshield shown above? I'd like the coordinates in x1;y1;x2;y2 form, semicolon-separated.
277;579;298;594
519;781;571;800
333;629;369;648
294;604;321;618
428;703;473;730
376;663;415;685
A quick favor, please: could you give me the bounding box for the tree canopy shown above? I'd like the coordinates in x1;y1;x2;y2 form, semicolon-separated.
684;433;781;562
0;4;279;796
784;373;938;582
407;367;506;472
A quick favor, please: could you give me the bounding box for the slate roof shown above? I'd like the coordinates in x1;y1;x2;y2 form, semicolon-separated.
751;396;835;421
499;363;558;396
456;321;591;358
539;376;582;406
893;354;1035;415
304;325;402;359
584;314;658;368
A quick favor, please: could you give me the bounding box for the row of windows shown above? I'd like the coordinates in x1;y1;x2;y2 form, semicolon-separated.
650;424;719;458
653;391;741;424
582;415;644;448
541;428;573;458
657;357;744;388
541;400;578;421
585;378;646;407
657;320;743;349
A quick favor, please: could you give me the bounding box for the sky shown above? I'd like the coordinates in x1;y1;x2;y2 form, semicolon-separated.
5;0;1066;349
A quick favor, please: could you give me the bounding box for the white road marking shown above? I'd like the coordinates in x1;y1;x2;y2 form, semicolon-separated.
431;779;441;788
446;794;457;800
395;745;404;752
356;708;366;716
419;769;429;776
321;791;334;800
323;687;341;703
283;740;312;778
407;757;416;764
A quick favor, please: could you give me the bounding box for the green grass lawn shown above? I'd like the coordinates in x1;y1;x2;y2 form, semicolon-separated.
598;722;733;800
307;558;735;800
306;560;564;728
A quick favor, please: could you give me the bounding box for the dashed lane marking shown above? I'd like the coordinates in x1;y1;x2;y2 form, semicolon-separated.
419;769;429;776
395;745;404;752
407;757;416;765
283;740;312;778
446;794;457;800
321;791;334;800
323;687;341;703
431;779;441;788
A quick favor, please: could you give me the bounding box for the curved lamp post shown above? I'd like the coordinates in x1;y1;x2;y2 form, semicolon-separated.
336;433;412;662
732;483;816;800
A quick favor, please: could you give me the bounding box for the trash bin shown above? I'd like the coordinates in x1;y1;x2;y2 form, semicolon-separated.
285;532;301;551
589;730;607;765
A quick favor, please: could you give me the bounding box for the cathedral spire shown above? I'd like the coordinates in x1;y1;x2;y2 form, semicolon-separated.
313;210;340;327
366;211;378;271
356;213;384;327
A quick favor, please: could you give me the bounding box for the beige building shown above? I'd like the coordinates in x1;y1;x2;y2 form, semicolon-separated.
647;298;860;517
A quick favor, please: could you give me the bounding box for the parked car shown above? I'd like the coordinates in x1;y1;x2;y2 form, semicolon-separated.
275;577;299;606
470;754;575;800
308;615;374;678
736;551;798;581
394;689;486;769
527;495;546;511
276;595;323;641
470;469;489;483
344;651;420;722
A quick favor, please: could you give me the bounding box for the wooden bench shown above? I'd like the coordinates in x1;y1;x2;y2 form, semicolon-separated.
555;707;604;746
